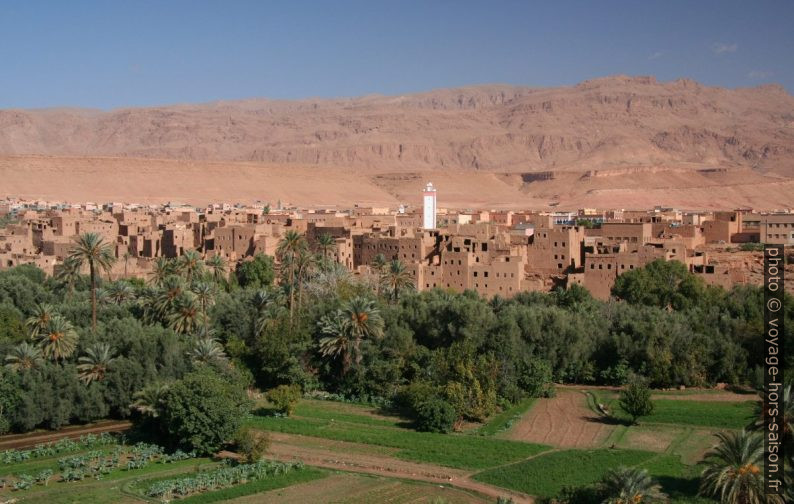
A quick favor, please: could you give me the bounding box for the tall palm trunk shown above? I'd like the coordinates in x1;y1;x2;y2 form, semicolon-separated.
89;258;97;331
288;260;295;323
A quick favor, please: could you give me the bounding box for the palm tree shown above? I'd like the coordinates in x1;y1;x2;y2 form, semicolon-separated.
318;314;353;375
76;343;117;384
700;430;768;504
168;292;206;335
131;382;170;417
371;254;387;295
188;337;228;366
105;281;136;305
25;304;57;339
122;251;131;278
341;296;383;367
380;260;414;303
191;281;215;331
205;255;227;284
295;248;316;312
55;256;82;298
600;467;667;503
149;257;173;287
276;231;307;321
178;249;204;283
67;233;116;331
4;342;44;372
316;233;336;260
253;289;287;336
153;275;185;320
34;315;79;361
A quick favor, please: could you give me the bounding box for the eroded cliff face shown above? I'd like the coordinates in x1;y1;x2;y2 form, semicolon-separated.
1;75;793;176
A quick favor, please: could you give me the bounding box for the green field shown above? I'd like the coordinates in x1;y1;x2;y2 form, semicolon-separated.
594;391;755;429
247;414;549;470
477;398;536;436
473;448;710;503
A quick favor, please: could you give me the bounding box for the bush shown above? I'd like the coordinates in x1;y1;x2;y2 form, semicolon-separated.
266;384;302;416
414;396;456;433
233;426;271;463
156;368;251;455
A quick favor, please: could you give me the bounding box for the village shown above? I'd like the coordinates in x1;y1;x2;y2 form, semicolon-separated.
2;183;793;299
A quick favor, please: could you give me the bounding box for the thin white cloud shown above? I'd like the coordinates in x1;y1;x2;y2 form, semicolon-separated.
648;51;665;60
747;70;772;79
712;42;738;55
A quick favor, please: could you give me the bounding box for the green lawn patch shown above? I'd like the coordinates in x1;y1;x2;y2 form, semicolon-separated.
473;449;656;498
293;401;403;428
594;391;754;429
246;415;548;470
177;467;327;503
478;398;535;436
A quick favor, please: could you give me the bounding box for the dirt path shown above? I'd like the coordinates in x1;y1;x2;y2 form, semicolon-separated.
0;420;131;450
504;390;614;448
267;432;534;503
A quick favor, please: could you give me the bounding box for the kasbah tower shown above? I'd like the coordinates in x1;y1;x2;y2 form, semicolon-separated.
423;182;437;230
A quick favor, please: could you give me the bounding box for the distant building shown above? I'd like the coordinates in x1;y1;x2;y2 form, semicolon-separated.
423;183;437;230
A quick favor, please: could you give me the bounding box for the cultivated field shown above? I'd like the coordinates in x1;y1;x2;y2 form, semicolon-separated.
0;389;758;503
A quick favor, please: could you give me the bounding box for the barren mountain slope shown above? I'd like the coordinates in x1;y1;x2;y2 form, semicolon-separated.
2;76;793;176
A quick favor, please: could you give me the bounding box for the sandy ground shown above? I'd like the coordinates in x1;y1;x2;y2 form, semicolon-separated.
504;390;614;448
2;155;793;210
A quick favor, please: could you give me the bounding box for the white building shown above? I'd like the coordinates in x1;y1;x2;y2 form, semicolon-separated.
423;183;437;229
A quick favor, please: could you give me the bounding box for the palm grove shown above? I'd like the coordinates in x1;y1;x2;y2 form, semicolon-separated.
0;231;792;502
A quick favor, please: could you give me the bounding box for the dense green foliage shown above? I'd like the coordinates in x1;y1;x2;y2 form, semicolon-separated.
0;244;790;452
155;367;251;455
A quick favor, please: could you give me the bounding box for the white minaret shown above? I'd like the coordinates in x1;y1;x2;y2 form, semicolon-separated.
423;182;437;229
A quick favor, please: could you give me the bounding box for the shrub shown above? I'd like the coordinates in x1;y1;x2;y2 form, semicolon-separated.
156;368;251;455
266;384;302;416
234;426;271;463
414;396;456;433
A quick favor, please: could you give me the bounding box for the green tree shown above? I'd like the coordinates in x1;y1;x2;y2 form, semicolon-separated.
156;368;251;455
67;232;117;331
414;396;456;433
700;430;770;504
235;253;276;289
612;259;707;310
619;378;654;424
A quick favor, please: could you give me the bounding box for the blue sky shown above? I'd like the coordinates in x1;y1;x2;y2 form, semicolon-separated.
1;0;792;109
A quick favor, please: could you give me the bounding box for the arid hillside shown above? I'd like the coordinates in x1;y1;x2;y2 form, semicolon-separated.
2;75;793;208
